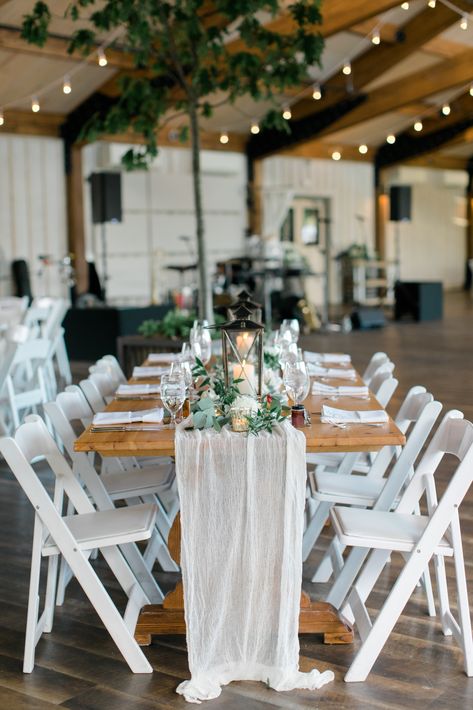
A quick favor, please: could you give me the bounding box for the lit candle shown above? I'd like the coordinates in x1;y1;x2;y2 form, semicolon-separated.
236;331;252;351
232;359;255;395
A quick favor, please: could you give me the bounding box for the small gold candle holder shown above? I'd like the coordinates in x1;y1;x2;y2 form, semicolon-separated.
230;407;252;432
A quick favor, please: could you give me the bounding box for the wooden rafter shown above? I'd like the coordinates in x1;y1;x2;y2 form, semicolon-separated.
317;48;473;139
0;109;63;137
0;25;135;70
291;0;470;122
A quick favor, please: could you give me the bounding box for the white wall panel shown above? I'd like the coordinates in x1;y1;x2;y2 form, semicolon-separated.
0;134;68;298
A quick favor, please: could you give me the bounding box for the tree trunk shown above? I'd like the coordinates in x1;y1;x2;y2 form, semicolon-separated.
188;102;213;323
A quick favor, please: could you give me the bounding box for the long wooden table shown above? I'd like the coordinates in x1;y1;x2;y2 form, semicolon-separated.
74;362;405;647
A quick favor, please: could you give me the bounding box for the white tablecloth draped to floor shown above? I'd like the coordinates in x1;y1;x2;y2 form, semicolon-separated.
175;420;334;703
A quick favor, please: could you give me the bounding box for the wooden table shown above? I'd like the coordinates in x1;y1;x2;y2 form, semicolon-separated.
74;364;405;647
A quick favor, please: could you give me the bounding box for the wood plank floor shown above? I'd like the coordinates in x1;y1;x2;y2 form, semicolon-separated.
1;292;473;708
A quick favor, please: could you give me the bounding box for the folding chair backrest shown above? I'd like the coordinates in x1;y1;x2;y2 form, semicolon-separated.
79;374;114;412
397;410;472;515
97;355;127;384
44;389;93;458
369;369;398;408
89;363;122;389
363;352;389;385
1;415;94;517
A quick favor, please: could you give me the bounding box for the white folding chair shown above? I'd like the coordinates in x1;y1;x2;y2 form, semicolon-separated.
330;410;473;681
0;415;157;673
80;371;116;409
96;355;127;384
44;389;178;586
309;389;442;596
362;351;389;386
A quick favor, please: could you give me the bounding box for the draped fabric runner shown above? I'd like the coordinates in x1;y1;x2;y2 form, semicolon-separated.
175;421;334;703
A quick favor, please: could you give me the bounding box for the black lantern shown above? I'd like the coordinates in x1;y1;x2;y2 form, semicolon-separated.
227;289;263;323
221;305;264;399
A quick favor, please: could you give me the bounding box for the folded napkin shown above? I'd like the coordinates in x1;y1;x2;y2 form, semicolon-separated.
321;405;388;424
92;408;164;426
133;365;169;378
312;383;369;396
307;364;357;379
116;383;160;396
305;351;351;364
148;352;179;363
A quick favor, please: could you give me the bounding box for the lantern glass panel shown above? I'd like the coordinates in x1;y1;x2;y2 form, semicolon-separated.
222;322;263;398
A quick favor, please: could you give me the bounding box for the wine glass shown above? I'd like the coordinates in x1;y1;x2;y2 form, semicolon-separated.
170;360;193;392
283;360;310;406
281;318;300;343
161;373;186;428
190;323;212;365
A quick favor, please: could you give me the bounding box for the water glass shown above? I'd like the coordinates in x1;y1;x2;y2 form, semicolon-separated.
161;373;186;427
283;360;310;406
281;318;300;343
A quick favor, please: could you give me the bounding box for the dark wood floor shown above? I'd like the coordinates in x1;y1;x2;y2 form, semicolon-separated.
1;292;473;708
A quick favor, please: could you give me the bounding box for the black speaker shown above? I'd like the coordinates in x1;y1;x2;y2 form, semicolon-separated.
90;172;122;224
394;281;443;321
389;185;411;222
351;307;385;330
12;259;33;302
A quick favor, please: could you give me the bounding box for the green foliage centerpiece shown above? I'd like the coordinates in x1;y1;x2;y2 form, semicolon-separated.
189;358;289;435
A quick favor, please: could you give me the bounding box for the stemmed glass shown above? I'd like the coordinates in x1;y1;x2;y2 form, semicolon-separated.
161;372;186;428
281;318;300;343
283;360;310;406
170;359;194;401
190;323;212;365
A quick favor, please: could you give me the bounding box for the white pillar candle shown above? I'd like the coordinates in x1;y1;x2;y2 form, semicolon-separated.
232;360;255;395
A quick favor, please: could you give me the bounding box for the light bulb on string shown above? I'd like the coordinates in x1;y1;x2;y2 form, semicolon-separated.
386;134;396;144
358;144;368;155
31;96;40;113
219;131;229;144
98;49;108;66
250;120;260;135
460;15;468;31
414;120;423;132
342;61;352;76
401;2;409;10
428;0;436;7
312;82;322;100
371;29;381;45
441;103;451;116
0;109;4;127
62;75;72;94
331;150;341;161
282;106;292;120
470;83;473;97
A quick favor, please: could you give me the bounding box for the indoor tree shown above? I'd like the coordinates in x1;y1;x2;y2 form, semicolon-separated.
22;0;324;321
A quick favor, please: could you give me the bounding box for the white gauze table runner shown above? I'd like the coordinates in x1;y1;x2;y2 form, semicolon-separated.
175;421;334;703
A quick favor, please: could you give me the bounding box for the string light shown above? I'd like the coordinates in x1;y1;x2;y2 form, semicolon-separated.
331;150;341;161
428;0;436;7
250;120;260;135
401;2;409;10
0;110;4;127
371;29;381;45
441;103;451;116
219;131;229;144
387;134;396;144
312;82;322;100
98;49;108;67
31;96;40;113
414;120;423;132
470;83;473;96
282;106;292;120
460;14;468;30
342;61;352;76
358;144;368;154
62;75;72;94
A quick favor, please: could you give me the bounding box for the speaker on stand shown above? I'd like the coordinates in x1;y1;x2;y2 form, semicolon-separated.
389;185;412;283
89;172;122;303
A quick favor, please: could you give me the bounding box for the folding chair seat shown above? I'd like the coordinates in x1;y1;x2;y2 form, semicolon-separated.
329;410;473;681
308;390;441;593
0;415;158;673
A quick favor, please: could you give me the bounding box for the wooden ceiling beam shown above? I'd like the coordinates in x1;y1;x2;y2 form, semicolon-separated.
292;1;468;121
0;109;63;137
0;25;135;69
318;47;473;139
99;127;247;153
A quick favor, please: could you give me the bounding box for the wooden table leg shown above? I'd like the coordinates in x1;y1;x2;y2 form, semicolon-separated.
134;515;353;646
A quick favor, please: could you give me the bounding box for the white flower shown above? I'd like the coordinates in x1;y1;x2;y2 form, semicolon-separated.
231;394;258;412
201;388;218;401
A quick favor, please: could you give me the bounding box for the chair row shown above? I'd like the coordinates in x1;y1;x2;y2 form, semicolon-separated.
304;351;473;682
